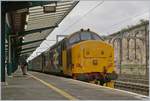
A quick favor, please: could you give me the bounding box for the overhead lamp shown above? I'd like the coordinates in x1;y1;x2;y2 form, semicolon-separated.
43;5;56;13
26;15;29;22
16;8;29;14
24;25;27;30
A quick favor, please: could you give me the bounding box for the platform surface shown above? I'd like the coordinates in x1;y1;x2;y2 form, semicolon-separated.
1;69;149;100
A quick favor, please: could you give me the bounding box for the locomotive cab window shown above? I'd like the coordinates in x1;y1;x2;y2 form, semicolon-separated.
69;33;80;45
92;34;101;40
81;32;91;40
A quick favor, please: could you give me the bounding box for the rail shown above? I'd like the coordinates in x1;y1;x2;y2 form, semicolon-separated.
115;80;149;96
117;78;149;85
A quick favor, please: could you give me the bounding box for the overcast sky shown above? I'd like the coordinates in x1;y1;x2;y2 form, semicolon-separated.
27;0;149;61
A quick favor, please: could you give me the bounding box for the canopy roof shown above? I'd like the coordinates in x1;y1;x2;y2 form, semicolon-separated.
5;1;78;56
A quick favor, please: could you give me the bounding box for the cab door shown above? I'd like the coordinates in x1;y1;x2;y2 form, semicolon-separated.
62;50;67;74
66;48;72;76
62;39;72;76
62;39;68;75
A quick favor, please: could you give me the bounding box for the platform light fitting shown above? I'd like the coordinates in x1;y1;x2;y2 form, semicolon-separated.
16;8;29;14
43;5;56;13
26;15;29;22
24;25;27;30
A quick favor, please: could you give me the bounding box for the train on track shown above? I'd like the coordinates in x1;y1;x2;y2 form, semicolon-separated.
29;29;118;88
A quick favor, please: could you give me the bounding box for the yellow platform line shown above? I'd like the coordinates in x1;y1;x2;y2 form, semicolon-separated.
28;73;77;100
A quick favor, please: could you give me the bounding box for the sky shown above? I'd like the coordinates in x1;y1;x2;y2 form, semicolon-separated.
27;0;149;62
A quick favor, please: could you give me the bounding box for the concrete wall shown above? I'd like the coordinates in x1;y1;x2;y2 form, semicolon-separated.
104;20;149;76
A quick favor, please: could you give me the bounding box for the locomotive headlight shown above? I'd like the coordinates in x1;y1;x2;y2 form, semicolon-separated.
86;51;90;55
93;60;98;65
101;50;104;55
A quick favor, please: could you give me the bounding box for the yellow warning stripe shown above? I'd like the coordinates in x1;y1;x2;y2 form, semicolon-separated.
28;73;77;100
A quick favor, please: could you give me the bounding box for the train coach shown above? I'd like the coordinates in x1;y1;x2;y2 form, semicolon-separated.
29;29;118;88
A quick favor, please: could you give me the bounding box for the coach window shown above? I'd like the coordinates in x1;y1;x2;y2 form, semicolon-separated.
69;33;80;45
81;32;91;40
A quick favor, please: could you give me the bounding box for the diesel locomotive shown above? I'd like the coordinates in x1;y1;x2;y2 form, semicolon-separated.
29;29;118;88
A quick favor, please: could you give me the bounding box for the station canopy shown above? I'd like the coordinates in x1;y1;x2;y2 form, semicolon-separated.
5;1;78;56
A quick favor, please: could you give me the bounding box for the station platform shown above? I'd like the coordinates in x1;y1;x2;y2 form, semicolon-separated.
2;69;149;100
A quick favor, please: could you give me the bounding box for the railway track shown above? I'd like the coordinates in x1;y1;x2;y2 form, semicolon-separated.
117;78;149;85
118;74;148;80
115;80;149;96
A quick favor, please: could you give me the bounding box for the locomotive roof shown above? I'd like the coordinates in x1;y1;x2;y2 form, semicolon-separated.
49;29;103;50
66;29;100;39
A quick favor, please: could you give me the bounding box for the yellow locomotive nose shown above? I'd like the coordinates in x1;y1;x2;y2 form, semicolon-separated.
72;40;115;74
71;40;117;86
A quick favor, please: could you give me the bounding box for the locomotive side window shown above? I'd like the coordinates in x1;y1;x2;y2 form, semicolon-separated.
69;33;80;45
81;32;91;40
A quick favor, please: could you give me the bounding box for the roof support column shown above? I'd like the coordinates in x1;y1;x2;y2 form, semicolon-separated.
12;40;18;73
1;2;6;82
7;35;20;74
7;35;12;76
